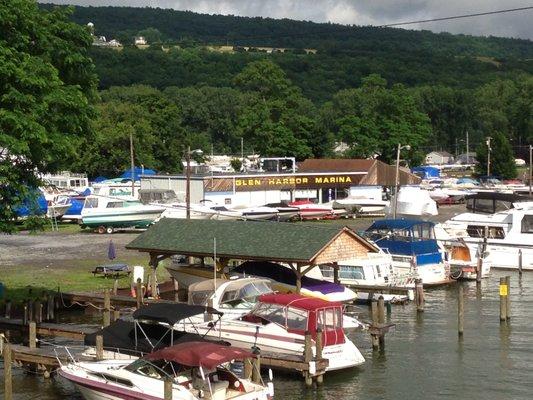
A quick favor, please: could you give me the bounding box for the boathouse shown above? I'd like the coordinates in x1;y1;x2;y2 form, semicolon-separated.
126;219;379;293
139;158;421;206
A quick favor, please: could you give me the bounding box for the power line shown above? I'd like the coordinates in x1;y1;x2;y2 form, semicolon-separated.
380;6;533;27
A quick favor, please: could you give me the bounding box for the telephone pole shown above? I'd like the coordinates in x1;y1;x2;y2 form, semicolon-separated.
486;137;492;177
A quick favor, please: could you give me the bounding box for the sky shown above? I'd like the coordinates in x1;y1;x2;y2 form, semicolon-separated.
44;1;533;40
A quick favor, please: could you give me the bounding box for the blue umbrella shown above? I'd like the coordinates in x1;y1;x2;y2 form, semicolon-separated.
108;240;116;260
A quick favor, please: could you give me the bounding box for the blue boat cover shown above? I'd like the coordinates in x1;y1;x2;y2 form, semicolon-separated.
14;190;47;217
368;219;435;230
92;176;108;183
411;166;440;179
120;167;156;181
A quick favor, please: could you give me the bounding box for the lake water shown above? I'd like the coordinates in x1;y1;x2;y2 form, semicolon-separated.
2;270;532;400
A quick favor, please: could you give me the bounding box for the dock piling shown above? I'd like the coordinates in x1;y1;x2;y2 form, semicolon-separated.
315;327;324;385
103;289;111;327
303;331;313;387
3;337;13;400
244;358;253;380
29;321;37;349
136;278;143;309
23;303;28;326
458;285;464;336
5;299;11;319
28;299;34;322
499;277;507;322
371;299;378;323
96;334;104;361
518;250;523;276
377;296;385;324
415;279;424;312
36;300;43;324
252;350;261;384
505;276;511;320
113;279;119;296
164;376;173;399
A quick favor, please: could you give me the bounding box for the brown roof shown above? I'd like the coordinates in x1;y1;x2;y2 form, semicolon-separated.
298;159;375;172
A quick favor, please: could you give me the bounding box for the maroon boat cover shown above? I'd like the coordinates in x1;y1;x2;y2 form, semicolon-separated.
145;342;254;370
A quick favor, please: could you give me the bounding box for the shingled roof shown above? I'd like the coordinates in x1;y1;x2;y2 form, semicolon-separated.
126;219;377;263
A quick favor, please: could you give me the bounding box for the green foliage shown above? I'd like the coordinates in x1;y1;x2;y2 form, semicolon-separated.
0;0;97;231
476;132;517;179
23;215;47;234
137;27;163;44
230;158;242;172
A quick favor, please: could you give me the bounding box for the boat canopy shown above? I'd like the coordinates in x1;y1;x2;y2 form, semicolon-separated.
254;293;345;346
465;192;532;214
235;261;344;295
145;341;254;370
366;219;441;265
188;278;273;306
133;303;222;325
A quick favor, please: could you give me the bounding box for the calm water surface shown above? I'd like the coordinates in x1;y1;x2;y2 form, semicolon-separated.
2;270;532;400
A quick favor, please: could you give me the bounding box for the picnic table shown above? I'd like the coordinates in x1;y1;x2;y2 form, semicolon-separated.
92;263;131;278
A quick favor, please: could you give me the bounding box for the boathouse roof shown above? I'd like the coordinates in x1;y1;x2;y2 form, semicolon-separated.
126;219;378;264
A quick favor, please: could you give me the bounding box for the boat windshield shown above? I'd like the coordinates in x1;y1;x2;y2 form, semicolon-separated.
84;197;98;208
220;281;272;307
125;358;192;382
522;215;533;233
252;303;308;330
319;265;365;280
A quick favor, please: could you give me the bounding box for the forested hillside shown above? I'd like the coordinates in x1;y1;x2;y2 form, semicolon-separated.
36;4;532;179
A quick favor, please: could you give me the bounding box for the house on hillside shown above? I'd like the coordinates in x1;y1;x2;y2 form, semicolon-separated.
425;151;454;165
455;152;478;165
135;36;147;45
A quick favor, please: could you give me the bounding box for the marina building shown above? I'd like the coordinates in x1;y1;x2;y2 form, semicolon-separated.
140;159;420;206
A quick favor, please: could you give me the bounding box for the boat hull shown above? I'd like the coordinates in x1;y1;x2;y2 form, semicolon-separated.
82;210;163;229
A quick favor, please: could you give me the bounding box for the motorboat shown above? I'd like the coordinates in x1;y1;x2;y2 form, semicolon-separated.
438;199;533;270
156;202;217;220
81;195;165;233
56;193;87;223
333;197;389;215
263;203;300;221
92;178;140;200
59;341;273;400
365;219;452;286
232;206;279;221
186;293;365;371
308;253;415;303
386;186;438;217
187;277;274;320
288;200;333;219
166;260;356;303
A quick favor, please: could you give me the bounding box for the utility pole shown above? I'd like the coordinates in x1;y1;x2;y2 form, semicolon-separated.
486;137;492;177
129;131;135;197
466;131;470;164
241;137;244;172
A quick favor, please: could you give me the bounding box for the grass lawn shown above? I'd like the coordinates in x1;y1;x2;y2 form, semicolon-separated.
1;257;171;302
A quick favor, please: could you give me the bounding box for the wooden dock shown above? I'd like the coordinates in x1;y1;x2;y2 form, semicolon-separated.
0;318;97;340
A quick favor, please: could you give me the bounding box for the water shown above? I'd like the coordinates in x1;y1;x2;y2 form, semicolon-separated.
2;270;532;400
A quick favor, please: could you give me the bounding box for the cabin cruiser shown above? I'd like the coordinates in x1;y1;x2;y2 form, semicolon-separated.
387;186;438;217
59;341;273;400
364;219;452;286
231;206;279;221
308;253;415;303
438;198;533;270
81;195;165;233
92;178;140;200
186;293;365;371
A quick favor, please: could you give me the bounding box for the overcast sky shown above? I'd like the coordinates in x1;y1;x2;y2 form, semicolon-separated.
44;1;533;40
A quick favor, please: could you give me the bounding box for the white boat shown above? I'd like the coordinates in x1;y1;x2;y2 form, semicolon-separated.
183;293;365;372
92;179;140;200
308;253;415;303
156;202;217;220
81;195;165;233
439;199;533;270
263;203;300;221
232;206;279;221
333;197;389;215
288;200;333;219
59;341;273;400
387;186;438;216
365;219;452;286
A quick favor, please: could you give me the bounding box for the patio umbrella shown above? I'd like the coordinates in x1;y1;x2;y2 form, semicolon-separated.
108;240;116;260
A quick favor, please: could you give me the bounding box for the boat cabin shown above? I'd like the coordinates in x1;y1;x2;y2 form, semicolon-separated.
465;192;531;214
245;293;345;346
365;219;442;265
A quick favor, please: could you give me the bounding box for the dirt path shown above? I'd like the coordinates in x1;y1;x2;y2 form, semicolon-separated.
0;231;141;267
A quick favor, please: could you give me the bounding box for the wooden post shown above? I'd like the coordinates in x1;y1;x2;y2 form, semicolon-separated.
252;353;261;384
29;321;37;349
499;277;507;322
164;376;173;400
35;300;43;324
28;299;34;322
295;264;302;294
371;299;378;323
303;331;313;387
3;340;13;400
415;279;424;312
244;358;253;380
113;279;119;296
505;275;511;320
458;285;464;336
377;296;385;324
23;303;28;326
150;267;158;299
315;327;323;385
518;250;523;276
5;299;11;318
96;334;104;361
333;262;339;284
172;278;179;302
48;294;55;321
136;278;143;309
103;289;111;327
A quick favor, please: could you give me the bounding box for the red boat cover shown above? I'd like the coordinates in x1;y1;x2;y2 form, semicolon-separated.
145;342;254;370
258;293;345;346
259;293;342;311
